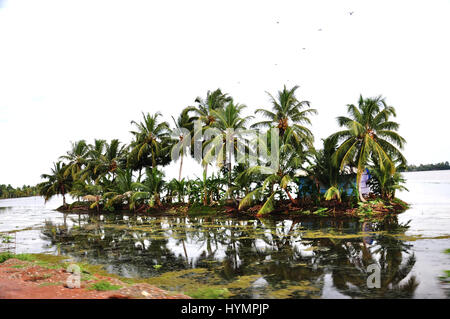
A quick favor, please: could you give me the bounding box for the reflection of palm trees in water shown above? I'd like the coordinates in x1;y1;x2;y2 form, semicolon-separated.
314;218;418;298
41;214;418;298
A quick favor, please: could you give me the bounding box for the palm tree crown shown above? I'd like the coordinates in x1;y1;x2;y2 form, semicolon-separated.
328;95;406;201
59;140;90;178
129;112;171;169
252;85;317;146
209;102;254;191
38;162;73;206
185;88;232;126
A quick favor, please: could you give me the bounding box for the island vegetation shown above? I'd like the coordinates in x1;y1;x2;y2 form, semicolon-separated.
0;184;39;199
401;161;450;172
37;86;409;218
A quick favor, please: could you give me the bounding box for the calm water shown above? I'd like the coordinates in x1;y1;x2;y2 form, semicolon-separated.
1;171;449;298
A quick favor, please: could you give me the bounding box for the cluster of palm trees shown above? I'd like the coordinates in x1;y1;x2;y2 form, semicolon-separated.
0;184;39;199
38;85;407;215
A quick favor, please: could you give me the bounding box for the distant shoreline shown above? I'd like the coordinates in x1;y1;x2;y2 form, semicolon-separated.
400;162;450;172
401;168;450;173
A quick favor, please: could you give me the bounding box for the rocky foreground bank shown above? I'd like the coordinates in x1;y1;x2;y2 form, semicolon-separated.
0;255;190;299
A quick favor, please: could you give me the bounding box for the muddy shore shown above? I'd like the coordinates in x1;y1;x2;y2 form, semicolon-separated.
0;256;190;299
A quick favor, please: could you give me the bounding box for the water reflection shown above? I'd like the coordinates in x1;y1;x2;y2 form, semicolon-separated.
41;214;418;298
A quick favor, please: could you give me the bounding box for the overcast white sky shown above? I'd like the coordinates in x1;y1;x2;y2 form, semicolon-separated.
1;0;449;187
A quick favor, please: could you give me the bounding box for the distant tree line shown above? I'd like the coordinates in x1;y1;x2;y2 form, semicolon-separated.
401;161;450;172
0;184;39;199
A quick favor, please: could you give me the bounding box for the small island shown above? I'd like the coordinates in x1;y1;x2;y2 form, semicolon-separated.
38;87;409;219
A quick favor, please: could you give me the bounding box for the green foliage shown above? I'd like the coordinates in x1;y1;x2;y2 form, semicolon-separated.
356;202;374;219
239;126;310;215
368;157;408;199
0;252;34;263
324;186;341;202
0;252;14;263
305;138;340;189
88;280;122;291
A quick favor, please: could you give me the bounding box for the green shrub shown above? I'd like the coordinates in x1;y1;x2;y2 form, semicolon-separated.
0;252;34;263
0;252;14;263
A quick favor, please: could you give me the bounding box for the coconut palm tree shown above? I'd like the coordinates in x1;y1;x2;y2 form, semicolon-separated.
206;102;254;191
171;109;194;181
328;95;406;202
184;89;232;205
78;139;105;182
185;89;232;126
38;162;73;206
89;139;126;182
129;112;172;170
251;85;317;147
59;140;90;179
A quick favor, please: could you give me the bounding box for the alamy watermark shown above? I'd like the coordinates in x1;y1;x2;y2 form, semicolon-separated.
66;264;81;289
367;264;381;288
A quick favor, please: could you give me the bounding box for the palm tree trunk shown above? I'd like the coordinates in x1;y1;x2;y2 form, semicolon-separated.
61;185;67;207
137;167;142;182
181;239;188;264
227;147;232;198
179;156;184;181
357;172;366;202
284;189;297;205
151;148;156;170
203;164;208;205
155;192;161;206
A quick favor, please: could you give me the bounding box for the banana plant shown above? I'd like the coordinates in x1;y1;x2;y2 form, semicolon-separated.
100;167;135;210
130;167;165;209
324;185;342;202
